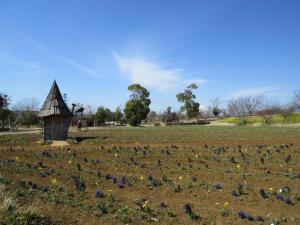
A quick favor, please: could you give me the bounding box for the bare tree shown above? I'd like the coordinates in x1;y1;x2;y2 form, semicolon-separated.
13;98;39;127
147;111;157;124
293;90;300;108
243;96;264;116
278;103;295;121
227;96;264;124
259;101;281;124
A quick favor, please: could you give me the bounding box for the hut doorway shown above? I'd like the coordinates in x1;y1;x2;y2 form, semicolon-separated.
44;117;69;140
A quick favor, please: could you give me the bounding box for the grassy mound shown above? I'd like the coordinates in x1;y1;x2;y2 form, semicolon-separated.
221;112;300;124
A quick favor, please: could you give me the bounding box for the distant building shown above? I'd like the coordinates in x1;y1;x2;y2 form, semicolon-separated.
38;81;73;140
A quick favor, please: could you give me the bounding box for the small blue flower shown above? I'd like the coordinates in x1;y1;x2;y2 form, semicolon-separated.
112;176;117;183
152;179;158;187
95;189;103;198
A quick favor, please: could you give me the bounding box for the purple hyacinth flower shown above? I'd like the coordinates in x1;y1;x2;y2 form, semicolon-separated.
256;216;264;221
31;182;38;189
183;203;192;215
213;183;222;189
112;176;117;183
285;198;292;205
238;210;245;218
284;155;291;163
276;194;284;201
118;181;124;188
120;176;126;183
232;190;238;196
148;174;153;181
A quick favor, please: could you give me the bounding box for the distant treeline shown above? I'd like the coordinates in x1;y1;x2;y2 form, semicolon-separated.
1;86;300;129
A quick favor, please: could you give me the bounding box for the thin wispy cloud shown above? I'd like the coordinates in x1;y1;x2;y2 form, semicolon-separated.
13;30;100;77
231;86;281;98
183;79;207;86
0;56;39;69
58;58;100;77
112;51;206;91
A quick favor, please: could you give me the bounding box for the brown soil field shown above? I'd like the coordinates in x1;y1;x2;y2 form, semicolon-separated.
0;126;299;225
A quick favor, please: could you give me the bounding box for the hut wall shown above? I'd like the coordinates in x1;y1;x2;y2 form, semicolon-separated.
44;117;69;140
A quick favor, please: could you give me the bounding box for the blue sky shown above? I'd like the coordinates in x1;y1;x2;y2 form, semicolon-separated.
0;0;299;112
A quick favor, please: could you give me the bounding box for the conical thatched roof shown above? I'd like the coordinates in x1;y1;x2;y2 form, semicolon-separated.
38;80;71;118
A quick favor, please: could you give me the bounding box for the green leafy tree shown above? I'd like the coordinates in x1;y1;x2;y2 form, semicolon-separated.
95;106;113;125
124;84;151;126
176;84;200;121
114;106;123;123
105;108;114;122
212;107;221;117
0;93;11;129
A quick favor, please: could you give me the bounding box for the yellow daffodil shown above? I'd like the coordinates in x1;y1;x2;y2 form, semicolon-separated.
51;178;57;185
68;160;72;164
236;164;240;169
224;201;229;208
115;153;118;157
269;187;273;192
143;201;149;209
195;154;199;159
15;156;20;161
288;168;293;172
178;176;183;181
140;176;144;181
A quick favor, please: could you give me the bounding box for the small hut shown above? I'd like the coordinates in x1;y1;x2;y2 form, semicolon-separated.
38;80;72;140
